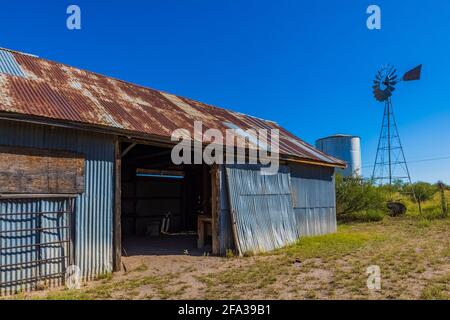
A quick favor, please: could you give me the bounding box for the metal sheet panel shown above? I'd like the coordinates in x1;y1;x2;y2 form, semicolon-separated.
0;48;344;167
0;197;72;296
1;199;40;295
289;163;337;236
294;208;336;236
225;164;298;254
0;50;26;78
0;119;114;294
217;165;234;255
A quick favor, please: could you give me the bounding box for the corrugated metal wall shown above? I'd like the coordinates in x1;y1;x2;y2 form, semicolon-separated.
225;164;298;254
222;163;337;254
0;198;72;295
0;120;115;294
289;163;337;236
218;165;233;255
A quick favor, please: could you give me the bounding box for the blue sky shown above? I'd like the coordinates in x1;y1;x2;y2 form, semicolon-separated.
1;1;449;183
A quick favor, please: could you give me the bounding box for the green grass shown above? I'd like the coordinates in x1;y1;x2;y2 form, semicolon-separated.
421;275;450;300
26;273;183;300
197;217;450;299
280;227;385;260
348;210;386;222
404;190;450;219
197;224;387;299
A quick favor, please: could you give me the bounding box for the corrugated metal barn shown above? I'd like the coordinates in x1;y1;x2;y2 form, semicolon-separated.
0;47;344;295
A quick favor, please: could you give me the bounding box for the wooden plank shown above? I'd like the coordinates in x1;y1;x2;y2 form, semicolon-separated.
197;215;212;249
211;165;220;255
0;145;84;194
113;138;122;272
0;194;77;199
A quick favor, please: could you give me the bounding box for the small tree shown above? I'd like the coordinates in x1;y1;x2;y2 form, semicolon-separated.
404;182;438;203
335;174;387;216
437;181;448;218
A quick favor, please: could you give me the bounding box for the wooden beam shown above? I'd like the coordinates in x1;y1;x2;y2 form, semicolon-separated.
0;194;77;199
113;138;122;272
120;142;137;158
127;150;171;162
211;165;220;255
281;157;346;169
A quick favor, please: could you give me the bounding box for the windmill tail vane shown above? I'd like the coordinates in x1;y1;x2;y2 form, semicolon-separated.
402;64;422;81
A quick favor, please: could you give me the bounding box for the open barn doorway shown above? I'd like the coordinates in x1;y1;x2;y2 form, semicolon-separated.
120;142;213;257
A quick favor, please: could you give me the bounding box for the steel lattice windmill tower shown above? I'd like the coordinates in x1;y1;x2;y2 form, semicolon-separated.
371;64;422;186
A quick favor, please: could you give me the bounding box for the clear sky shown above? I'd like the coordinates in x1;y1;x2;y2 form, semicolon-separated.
0;1;449;183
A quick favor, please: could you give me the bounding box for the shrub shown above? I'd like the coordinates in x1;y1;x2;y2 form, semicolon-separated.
335;175;387;217
345;209;385;222
404;182;438;203
225;249;235;259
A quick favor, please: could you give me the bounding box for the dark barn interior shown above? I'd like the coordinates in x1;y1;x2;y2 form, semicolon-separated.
120;142;212;256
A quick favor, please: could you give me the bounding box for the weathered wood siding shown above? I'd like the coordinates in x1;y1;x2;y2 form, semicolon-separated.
0;145;84;194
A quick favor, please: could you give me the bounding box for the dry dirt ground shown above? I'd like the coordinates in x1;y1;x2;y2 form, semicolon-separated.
7;216;450;300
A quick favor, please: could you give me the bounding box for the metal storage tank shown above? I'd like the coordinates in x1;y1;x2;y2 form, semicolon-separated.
315;135;362;177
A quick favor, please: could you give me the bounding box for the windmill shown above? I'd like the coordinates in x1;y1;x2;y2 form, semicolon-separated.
371;64;422;203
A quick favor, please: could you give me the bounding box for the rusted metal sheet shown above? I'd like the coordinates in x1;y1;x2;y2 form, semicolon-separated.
0;48;344;167
0;145;84;194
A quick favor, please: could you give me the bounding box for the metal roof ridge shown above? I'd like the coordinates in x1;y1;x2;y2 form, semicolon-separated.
0;47;39;58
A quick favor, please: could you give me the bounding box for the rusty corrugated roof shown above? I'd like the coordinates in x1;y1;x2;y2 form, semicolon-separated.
0;47;344;167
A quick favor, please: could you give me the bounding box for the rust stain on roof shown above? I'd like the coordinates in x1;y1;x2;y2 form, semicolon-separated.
0;48;344;167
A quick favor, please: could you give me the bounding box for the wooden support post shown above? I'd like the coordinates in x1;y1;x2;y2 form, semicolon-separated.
113;138;122;271
203;165;209;215
132;165;137;235
197;215;212;249
211;165;220;255
197;216;205;248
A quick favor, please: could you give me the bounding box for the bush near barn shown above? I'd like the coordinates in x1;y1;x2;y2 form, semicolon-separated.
335;175;449;222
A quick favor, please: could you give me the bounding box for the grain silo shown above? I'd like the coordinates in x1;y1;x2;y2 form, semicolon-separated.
315;135;362;177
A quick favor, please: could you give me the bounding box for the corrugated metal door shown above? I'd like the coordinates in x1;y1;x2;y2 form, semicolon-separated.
0;196;74;295
289;164;337;236
225;164;298;254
